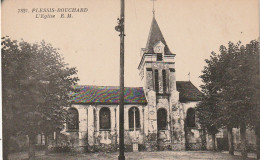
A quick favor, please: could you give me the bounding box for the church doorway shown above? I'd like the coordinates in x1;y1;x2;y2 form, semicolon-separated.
157;108;168;150
157;108;167;130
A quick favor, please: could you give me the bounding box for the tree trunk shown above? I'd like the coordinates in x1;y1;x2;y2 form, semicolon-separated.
255;124;260;160
227;126;234;155
212;133;216;151
3;132;10;160
55;131;59;145
3;106;14;160
45;135;49;155
240;124;247;159
201;129;207;150
256;132;260;160
28;134;36;160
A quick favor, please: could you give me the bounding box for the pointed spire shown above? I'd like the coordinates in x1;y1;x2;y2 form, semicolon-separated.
145;17;173;55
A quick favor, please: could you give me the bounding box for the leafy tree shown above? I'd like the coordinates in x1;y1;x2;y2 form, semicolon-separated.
2;37;79;160
197;51;221;151
217;41;260;158
2;37;22;160
197;41;260;159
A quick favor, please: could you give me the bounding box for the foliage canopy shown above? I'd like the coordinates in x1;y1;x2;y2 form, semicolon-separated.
2;37;79;137
197;40;260;131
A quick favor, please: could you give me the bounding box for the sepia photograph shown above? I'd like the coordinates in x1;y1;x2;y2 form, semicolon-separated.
1;0;260;159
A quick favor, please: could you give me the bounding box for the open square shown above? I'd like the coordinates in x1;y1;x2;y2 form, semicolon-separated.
9;151;257;160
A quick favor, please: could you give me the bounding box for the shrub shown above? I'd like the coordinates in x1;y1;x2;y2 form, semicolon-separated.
51;146;71;153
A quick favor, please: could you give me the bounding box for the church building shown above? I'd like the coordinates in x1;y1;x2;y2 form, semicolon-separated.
64;17;208;152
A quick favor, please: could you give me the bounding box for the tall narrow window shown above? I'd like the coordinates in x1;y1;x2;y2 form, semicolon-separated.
128;107;140;130
162;70;167;93
67;108;79;130
157;108;167;130
186;108;196;127
100;107;111;130
155;69;159;93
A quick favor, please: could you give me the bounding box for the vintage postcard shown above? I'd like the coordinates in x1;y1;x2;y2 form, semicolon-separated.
1;0;259;160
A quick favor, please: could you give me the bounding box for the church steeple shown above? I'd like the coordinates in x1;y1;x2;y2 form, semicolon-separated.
138;16;176;94
145;17;173;55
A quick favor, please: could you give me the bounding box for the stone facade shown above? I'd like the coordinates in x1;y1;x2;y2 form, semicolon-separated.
57;17;206;152
30;16;258;153
61;100;204;152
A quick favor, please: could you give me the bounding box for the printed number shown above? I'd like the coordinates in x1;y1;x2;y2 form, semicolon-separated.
18;9;28;13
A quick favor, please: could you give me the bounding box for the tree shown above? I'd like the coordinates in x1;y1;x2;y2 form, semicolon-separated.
217;41;260;159
196;97;219;151
196;51;221;151
2;37;79;160
2;36;22;160
197;41;260;159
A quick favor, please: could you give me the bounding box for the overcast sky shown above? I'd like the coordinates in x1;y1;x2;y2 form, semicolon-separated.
2;0;259;89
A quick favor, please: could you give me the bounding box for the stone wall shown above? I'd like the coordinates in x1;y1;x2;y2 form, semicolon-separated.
181;102;204;150
56;99;209;152
64;104;147;152
170;91;185;150
59;97;207;152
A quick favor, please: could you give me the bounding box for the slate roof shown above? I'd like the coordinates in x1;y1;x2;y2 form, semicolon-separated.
70;86;147;104
176;81;203;102
145;17;173;55
70;81;202;104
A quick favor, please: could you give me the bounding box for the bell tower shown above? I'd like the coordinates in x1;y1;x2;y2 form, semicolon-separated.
138;17;177;96
138;17;181;148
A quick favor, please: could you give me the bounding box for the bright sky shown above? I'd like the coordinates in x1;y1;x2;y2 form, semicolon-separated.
2;0;259;89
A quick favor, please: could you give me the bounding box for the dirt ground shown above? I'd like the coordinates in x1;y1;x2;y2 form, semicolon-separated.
9;150;257;160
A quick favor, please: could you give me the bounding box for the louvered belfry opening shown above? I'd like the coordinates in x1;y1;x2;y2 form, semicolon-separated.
154;69;159;93
162;69;167;93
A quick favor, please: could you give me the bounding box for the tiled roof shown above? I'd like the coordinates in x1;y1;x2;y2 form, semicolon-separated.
145;17;173;55
70;81;202;104
70;86;147;104
176;81;202;102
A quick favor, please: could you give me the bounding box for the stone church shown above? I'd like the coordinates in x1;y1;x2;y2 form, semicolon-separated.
63;17;208;152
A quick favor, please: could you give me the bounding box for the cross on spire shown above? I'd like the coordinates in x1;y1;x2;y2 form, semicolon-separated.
151;0;156;17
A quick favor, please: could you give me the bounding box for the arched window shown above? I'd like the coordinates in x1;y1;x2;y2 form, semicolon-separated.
99;107;111;130
128;107;140;130
186;108;196;127
157;108;167;130
67;108;79;130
